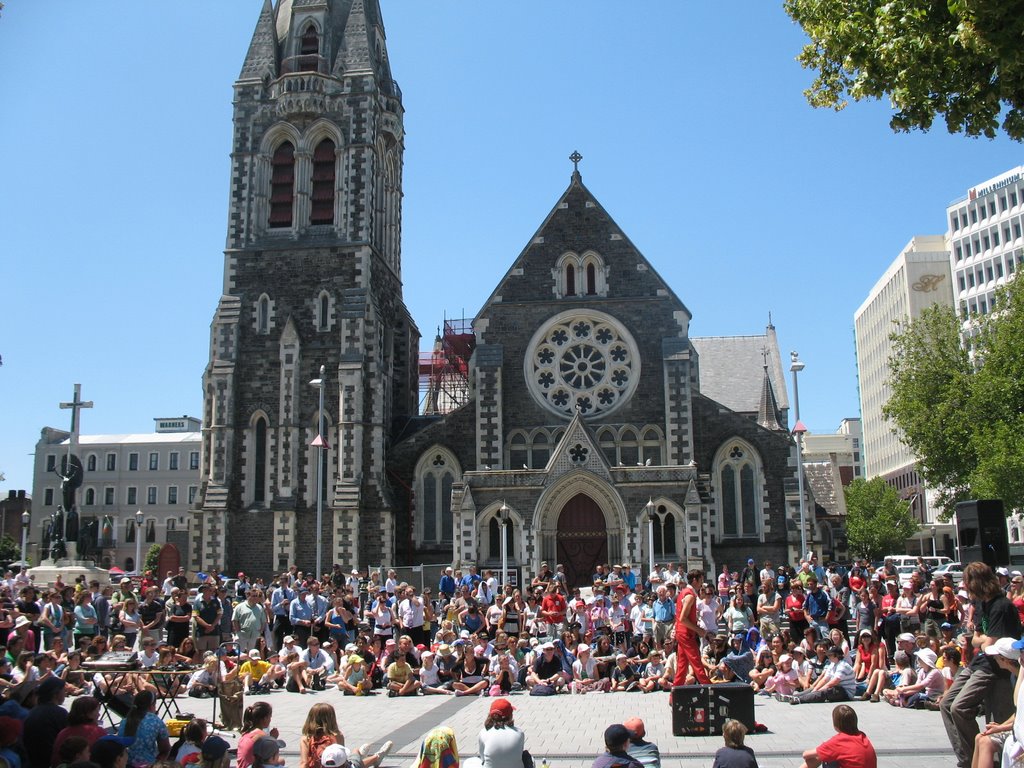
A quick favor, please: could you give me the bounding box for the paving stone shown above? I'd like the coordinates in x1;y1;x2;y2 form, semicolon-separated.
104;687;958;767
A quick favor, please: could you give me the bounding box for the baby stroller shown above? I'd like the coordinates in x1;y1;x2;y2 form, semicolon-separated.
214;641;245;731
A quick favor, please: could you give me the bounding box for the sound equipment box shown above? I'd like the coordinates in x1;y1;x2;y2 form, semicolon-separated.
671;683;755;736
956;499;1008;567
82;651;139;671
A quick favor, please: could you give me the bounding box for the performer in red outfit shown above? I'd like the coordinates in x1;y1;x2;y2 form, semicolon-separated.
674;569;712;685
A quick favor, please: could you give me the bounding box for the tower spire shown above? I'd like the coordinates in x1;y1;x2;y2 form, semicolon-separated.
756;353;784;431
239;0;278;81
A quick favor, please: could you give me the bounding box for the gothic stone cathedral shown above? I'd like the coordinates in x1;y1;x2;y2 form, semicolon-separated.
192;0;804;583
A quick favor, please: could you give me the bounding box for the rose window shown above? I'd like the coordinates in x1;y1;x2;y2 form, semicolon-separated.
525;311;640;418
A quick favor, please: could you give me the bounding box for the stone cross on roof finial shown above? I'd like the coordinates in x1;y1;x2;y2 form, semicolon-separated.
569;150;583;177
761;346;769;368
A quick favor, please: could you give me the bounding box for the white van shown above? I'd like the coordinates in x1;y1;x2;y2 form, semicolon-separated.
881;555;921;570
880;555;952;575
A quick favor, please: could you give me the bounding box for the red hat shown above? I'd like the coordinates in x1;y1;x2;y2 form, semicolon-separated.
489;698;515;718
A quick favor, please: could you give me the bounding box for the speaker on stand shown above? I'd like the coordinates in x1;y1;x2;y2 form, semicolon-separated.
956;499;1008;567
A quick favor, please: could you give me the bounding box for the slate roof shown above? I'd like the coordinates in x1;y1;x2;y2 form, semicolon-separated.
803;460;845;518
691;329;789;416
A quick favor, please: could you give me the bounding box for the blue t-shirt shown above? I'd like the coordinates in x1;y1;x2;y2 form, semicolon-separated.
120;712;168;765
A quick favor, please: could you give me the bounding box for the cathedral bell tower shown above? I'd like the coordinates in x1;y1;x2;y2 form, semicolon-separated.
193;0;418;576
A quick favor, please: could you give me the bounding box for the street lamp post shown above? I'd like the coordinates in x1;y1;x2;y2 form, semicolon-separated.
499;502;510;591
20;511;30;568
644;499;656;579
790;351;808;560
134;509;143;574
310;365;326;580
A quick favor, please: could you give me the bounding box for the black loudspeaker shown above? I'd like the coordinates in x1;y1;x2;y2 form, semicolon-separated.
672;685;711;736
671;684;755;736
709;683;756;732
956;499;1008;567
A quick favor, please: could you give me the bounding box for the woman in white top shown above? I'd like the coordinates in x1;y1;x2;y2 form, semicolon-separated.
698;586;721;637
571;644;609;694
372;595;395;639
462;698;527;768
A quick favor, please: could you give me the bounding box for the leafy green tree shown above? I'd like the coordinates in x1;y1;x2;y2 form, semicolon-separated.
784;0;1024;140
883;303;975;514
144;543;161;574
0;535;20;564
885;281;1024;516
844;477;920;560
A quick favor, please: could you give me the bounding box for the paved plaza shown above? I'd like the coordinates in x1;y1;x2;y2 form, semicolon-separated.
131;687;958;768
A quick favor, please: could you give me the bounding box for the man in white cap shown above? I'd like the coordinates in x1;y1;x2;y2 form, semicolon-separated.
970;637;1024;768
321;741;393;768
527;641;568;692
894;633;919;671
996;567;1010;593
942;562;1022;768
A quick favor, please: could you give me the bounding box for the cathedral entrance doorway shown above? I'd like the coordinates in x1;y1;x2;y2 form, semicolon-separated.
556;493;608;589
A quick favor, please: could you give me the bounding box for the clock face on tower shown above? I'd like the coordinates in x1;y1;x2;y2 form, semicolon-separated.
525;310;640;418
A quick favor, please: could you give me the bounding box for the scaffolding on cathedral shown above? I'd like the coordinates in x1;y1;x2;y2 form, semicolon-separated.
418;315;475;415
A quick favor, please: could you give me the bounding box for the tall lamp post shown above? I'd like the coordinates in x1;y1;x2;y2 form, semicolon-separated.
644;499;656;579
134;509;144;574
20;511;30;569
790;351;808;560
310;365;326;580
499;502;510;591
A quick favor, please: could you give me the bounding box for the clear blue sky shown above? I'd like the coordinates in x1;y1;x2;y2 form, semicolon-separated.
1;2;1019;494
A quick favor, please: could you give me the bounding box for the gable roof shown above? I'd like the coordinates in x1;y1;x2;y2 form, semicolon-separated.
474;169;692;329
691;325;789;416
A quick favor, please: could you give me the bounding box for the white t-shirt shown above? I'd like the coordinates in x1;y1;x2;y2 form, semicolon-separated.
300;648;334;673
476;726;525;768
419;663;442;687
573;656;599;680
399;598;425;627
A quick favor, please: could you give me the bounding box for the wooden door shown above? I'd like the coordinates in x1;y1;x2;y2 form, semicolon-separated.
556;493;608;589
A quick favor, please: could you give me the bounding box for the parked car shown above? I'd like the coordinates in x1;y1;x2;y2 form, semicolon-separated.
932;561;963;584
895;565;918;580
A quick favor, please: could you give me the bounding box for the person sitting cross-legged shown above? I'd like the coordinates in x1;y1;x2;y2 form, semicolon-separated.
385;652;422;697
781;646;856;705
332;654;373;696
238;649;286;694
571;645;610;694
637;651;665;694
610;654;640;692
526;642;569;693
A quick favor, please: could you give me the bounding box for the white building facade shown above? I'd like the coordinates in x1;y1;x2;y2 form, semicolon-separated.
854;236;952;531
948;167;1024;549
32;417;200;571
947;166;1024;340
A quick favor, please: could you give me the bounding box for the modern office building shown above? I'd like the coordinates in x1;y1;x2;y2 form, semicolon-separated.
32;417;199;571
854;236;952;529
947;166;1024;550
947;166;1024;339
